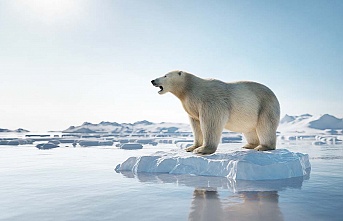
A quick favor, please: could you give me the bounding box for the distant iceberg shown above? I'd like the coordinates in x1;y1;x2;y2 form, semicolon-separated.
278;114;343;135
115;149;311;181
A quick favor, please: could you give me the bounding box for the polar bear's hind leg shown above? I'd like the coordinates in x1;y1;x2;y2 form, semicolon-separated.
254;108;278;151
242;130;260;149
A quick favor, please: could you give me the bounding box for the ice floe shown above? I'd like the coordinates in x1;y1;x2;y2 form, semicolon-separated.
115;149;311;181
119;143;143;150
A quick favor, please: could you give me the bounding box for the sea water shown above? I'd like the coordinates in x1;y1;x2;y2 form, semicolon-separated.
0;142;342;221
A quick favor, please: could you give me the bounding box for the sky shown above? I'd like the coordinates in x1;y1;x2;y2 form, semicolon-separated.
0;0;342;131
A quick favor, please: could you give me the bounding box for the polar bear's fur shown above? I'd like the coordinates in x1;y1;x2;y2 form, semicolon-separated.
151;70;280;154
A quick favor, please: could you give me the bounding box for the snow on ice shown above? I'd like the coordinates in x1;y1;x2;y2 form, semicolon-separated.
115;149;311;181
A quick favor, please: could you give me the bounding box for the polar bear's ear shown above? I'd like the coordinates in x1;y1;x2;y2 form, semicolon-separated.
178;71;183;76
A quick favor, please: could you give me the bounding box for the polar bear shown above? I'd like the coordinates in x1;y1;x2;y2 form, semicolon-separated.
151;70;280;154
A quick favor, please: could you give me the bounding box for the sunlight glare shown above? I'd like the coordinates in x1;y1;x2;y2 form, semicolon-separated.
15;0;82;24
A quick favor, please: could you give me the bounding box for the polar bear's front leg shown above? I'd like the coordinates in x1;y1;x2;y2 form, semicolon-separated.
185;117;203;152
193;111;227;155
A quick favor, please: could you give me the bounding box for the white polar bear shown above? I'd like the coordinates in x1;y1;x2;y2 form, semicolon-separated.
151;71;280;154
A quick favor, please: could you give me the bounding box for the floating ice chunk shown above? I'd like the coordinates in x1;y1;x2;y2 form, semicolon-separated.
221;134;242;143
120;143;143;150
36;143;59;149
115;149;311;181
78;140;114;147
79;140;100;147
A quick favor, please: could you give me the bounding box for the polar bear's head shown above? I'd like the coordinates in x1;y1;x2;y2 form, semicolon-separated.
151;70;186;95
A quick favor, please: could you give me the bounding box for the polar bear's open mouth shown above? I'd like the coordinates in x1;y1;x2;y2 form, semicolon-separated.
151;80;164;94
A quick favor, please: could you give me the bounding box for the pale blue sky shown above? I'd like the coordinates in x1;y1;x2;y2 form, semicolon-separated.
0;0;342;131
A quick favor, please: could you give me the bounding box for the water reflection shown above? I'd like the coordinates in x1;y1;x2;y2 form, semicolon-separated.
118;169;310;192
118;171;310;221
189;189;282;221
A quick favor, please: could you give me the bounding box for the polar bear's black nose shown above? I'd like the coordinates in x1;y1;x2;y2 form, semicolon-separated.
151;80;156;86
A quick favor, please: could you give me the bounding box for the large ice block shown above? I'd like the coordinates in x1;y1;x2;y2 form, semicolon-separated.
115;149;311;180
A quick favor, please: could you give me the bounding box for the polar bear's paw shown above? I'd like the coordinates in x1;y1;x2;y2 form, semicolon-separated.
193;146;216;155
242;143;259;149
254;145;275;151
185;145;199;152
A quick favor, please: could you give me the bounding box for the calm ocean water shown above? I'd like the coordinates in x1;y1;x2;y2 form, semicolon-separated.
0;142;342;221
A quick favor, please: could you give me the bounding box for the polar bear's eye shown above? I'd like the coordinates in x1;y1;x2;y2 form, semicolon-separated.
164;75;167;78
